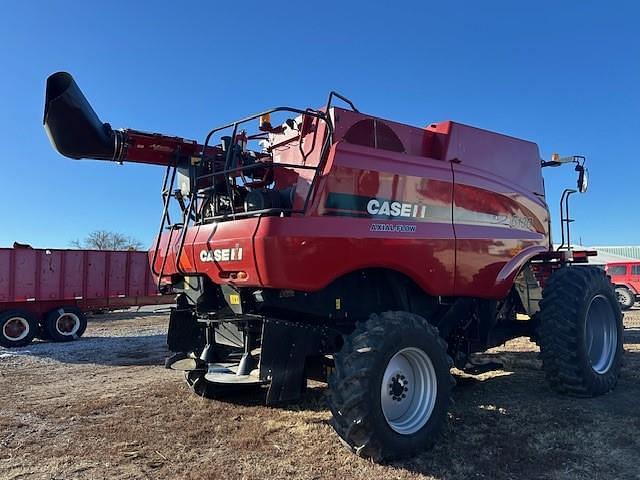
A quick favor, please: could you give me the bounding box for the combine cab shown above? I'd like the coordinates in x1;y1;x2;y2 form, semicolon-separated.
43;72;623;460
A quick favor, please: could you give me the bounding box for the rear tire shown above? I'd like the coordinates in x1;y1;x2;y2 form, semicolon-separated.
184;370;254;399
37;325;52;340
326;311;453;461
0;310;38;348
615;287;635;310
43;307;87;342
538;267;623;397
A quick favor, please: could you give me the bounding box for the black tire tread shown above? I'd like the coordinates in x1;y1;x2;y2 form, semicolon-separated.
43;306;88;342
537;266;623;397
326;311;454;461
0;310;38;348
615;286;634;310
184;370;258;399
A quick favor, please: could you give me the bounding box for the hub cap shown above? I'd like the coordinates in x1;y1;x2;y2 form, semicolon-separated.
616;289;631;305
380;347;437;435
3;317;29;341
55;313;80;336
585;295;618;374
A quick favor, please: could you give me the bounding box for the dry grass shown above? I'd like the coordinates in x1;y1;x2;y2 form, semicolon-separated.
1;309;639;480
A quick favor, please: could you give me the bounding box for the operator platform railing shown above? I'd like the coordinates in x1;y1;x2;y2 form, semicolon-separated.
152;91;358;284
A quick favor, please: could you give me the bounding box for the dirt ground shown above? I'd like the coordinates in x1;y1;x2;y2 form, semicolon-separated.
1;308;639;480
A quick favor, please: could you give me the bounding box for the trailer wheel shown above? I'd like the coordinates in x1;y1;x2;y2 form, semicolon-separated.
37;324;52;341
614;287;635;310
538;266;623;397
0;310;38;348
326;311;453;461
44;307;87;342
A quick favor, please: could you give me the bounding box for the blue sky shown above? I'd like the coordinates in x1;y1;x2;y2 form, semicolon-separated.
0;1;638;248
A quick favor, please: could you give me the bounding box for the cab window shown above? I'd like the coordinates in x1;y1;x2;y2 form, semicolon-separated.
608;265;627;276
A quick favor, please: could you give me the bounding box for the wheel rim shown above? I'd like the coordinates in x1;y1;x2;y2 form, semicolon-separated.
616;289;631;305
3;317;30;341
55;313;80;336
585;295;618;374
380;347;437;435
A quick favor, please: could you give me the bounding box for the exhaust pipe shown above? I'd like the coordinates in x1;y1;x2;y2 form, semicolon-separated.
43;72;122;160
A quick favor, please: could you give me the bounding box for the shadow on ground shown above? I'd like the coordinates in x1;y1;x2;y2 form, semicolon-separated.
88;309;172;321
2;322;639;480
2;334;169;366
206;350;640;479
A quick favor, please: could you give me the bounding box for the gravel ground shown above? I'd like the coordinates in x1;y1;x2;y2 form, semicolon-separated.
1;308;639;480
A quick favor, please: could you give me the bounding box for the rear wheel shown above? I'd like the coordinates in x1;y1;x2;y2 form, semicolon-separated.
184;370;258;399
615;287;635;310
538;267;623;397
0;310;38;348
327;311;453;461
43;307;87;342
36;324;52;340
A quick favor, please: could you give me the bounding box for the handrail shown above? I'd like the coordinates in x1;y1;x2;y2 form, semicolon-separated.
175;188;197;276
151;161;178;280
172;105;334;277
200;207;306;223
326;91;359;113
557;188;577;251
196;161;318;182
298;108;321;164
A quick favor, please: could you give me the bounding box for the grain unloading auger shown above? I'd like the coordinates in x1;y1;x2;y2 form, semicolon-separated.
44;72;206;165
44;71;623;461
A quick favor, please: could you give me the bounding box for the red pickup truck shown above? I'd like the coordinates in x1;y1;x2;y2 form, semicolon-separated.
606;261;640;310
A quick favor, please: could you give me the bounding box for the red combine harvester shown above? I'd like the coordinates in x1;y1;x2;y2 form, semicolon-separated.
0;247;169;348
43;72;623;460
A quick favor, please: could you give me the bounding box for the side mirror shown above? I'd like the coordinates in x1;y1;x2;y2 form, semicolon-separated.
576;164;588;193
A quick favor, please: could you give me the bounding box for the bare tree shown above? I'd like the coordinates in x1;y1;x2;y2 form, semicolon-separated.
70;230;144;251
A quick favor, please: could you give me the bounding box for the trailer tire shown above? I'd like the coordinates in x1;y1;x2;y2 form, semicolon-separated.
37;324;52;341
326;311;453;461
0;310;38;348
538;266;623;397
43;307;87;342
614;287;634;310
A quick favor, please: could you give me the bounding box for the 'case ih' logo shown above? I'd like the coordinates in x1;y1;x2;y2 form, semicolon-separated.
200;247;243;262
367;199;428;219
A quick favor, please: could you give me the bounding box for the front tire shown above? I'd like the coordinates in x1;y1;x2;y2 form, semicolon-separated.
327;311;453;461
538;267;623;397
615;287;635;310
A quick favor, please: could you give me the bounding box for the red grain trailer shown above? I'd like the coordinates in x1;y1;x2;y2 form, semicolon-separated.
0;247;171;348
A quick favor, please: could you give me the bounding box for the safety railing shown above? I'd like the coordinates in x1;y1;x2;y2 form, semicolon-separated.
152;91;358;282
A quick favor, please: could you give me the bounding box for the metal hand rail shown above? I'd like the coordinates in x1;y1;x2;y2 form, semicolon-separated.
173;106;334;277
557;188;577;251
150;157;178;286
